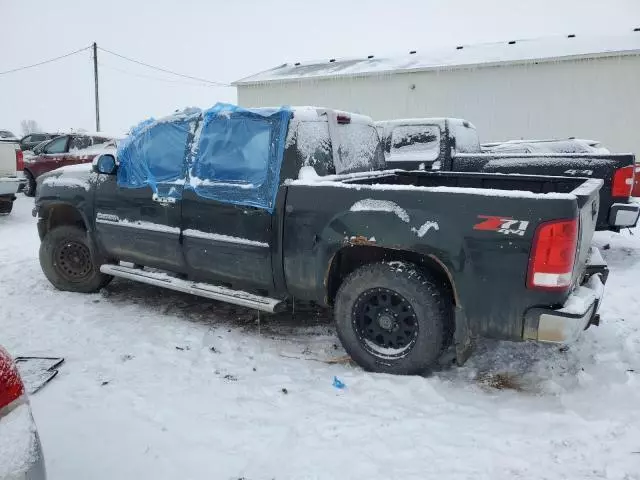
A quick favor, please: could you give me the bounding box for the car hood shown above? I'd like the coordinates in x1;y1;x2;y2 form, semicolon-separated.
38;163;94;193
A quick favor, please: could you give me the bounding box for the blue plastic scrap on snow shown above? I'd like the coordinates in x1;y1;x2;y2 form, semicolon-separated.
116;103;292;212
332;376;346;389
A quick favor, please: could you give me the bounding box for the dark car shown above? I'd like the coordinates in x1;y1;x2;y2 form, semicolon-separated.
377;118;639;231
23;133;117;196
34;104;607;375
19;133;59;152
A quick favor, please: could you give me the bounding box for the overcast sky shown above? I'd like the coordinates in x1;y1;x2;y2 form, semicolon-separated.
1;0;638;135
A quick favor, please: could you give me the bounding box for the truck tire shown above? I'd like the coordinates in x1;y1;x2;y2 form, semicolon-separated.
39;226;112;293
0;198;13;215
334;262;450;375
24;171;36;197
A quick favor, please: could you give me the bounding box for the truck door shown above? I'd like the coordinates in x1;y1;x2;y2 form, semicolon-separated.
181;113;278;291
94;119;193;273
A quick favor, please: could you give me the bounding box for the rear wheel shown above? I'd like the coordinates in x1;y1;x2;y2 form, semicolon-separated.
24;171;36;197
334;262;451;375
39;225;112;293
0;197;13;215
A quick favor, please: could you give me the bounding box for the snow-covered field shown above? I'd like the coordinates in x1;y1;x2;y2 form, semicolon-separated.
2;195;639;480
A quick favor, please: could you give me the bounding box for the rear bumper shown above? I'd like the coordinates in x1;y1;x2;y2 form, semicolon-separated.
523;247;607;344
0;177;21;196
609;202;640;228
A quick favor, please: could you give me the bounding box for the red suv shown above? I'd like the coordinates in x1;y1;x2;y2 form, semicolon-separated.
23;133;117;197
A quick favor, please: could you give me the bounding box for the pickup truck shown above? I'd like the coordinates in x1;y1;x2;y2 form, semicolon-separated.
377;118;640;232
0;138;24;214
34;104;608;375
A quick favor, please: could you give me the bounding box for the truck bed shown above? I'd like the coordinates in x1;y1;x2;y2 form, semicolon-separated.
285;170;602;340
448;152;635;230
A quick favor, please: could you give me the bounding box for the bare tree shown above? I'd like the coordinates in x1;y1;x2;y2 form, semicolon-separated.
20;120;42;135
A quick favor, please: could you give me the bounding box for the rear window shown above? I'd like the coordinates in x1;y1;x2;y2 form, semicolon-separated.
334;123;383;173
295;121;333;176
389;125;441;161
92;137;111;145
70;136;92;151
31;134;46;142
451;122;481;153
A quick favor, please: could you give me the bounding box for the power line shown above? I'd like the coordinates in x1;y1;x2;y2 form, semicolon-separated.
0;45;91;76
98;46;231;87
99;61;218;87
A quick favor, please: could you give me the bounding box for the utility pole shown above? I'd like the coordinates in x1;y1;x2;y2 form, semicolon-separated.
93;42;100;131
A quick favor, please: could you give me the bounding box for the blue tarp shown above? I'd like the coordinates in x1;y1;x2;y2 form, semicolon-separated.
116;103;291;212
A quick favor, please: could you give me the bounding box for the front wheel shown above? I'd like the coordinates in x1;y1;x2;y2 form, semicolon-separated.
334;262;451;375
39;226;112;293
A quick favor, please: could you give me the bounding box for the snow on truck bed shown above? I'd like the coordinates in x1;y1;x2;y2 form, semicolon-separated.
2;196;640;480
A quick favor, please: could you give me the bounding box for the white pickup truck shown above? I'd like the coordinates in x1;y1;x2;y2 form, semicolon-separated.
0;139;23;214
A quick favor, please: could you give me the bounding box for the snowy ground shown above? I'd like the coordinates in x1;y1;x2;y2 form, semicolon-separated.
2;195;639;480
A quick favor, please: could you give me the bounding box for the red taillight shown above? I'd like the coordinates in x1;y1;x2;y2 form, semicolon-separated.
632;165;640;197
527;219;578;291
336;114;351;124
612;165;634;198
0;347;25;410
15;149;24;171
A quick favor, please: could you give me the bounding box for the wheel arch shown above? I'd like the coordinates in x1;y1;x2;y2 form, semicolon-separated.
37;202;89;241
326;245;458;307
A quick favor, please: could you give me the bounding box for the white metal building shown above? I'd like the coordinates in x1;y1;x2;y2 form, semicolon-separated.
234;32;640;155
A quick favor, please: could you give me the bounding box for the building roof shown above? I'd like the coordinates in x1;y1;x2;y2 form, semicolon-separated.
234;31;640;85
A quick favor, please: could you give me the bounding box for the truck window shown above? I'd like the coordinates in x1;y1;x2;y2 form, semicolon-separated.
334;123;383;173
69;136;92;151
43;136;68;154
196;117;271;186
119;120;192;185
450;122;481;153
390;125;440;161
295;121;333;176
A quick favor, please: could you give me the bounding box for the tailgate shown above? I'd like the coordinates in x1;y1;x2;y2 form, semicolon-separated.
0;141;18;177
572;178;602;287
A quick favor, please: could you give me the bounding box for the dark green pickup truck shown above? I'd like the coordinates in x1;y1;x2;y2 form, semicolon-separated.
34;105;607;374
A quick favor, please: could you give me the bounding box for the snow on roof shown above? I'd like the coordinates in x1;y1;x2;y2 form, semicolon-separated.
234;32;640;85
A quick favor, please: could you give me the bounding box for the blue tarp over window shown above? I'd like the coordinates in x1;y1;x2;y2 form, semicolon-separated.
116;103;291;212
189;103;291;212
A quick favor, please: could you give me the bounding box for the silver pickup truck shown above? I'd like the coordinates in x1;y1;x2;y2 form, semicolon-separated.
0;138;23;214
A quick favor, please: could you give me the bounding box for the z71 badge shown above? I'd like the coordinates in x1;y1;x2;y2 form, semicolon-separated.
473;215;530;236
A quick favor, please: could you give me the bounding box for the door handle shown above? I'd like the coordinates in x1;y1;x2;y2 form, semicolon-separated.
152;193;176;205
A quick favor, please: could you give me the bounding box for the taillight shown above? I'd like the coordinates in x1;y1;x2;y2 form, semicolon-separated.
0;347;25;410
612;165;634;198
632;165;640;197
527;219;578;291
15;148;24;171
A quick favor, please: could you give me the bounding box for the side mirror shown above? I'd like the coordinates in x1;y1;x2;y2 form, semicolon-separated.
94;154;117;175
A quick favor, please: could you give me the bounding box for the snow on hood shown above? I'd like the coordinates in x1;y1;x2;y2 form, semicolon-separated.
40;163;94;191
